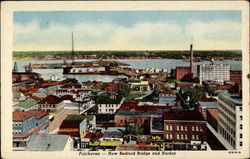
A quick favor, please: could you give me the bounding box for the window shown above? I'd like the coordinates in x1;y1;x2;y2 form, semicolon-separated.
181;134;183;139
240;142;243;146
180;126;183;131
196;135;199;140
166;125;169;130
200;126;203;132
176;125;179;131
192;126;195;131
192;135;195;140
184;126;188;131
166;134;169;139
185;134;188;139
169;125;172;131
240;134;242;138
196;126;199;131
170;134;172;139
240;116;243;120
240;124;243;129
239;107;242;111
176;134;179;139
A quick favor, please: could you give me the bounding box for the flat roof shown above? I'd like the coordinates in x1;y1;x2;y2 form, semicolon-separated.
219;92;242;106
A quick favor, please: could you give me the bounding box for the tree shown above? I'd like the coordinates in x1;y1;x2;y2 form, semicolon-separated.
184;88;205;108
207;86;217;96
119;84;130;97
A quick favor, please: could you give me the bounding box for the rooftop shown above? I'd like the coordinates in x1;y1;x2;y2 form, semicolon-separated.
13;91;21;98
38;95;63;105
97;95;123;104
219;92;242;106
207;108;219;121
13;99;37;109
160;91;175;95
198;101;219;108
36;86;58;93
65;115;86;121
13;110;34;121
28;110;48;120
163;111;205;121
26;134;71;151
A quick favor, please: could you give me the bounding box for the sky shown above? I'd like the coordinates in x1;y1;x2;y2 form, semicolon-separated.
13;11;242;51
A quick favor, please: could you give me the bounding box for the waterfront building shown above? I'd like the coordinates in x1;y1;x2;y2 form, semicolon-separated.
218;92;242;150
38;95;64;115
197;64;230;84
159;91;176;106
26;134;73;151
33;85;58;98
175;67;190;81
12;110;49;150
69;66;105;73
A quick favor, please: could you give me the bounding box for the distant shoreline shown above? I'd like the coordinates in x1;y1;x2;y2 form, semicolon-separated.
13;57;242;62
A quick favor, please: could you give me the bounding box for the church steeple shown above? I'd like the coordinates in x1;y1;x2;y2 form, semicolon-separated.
13;62;18;72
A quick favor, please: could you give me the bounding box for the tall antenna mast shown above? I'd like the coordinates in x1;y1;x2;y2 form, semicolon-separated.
71;32;75;65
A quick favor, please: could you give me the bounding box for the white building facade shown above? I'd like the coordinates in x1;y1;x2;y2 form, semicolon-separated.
218;92;243;150
197;64;230;84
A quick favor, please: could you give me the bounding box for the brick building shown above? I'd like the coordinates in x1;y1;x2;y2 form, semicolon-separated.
175;67;190;81
230;70;242;85
162;111;207;142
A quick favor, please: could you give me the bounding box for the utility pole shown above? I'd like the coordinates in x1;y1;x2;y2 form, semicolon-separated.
71;32;75;65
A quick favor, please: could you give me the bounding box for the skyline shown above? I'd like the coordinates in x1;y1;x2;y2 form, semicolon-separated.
14;11;242;51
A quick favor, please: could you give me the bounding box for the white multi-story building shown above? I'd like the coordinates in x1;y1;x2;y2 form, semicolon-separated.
218;92;243;150
70;66;105;73
197;64;230;84
98;97;124;114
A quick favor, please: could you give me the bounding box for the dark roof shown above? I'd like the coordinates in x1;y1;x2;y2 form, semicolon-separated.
95;114;114;124
26;134;71;151
163;111;204;121
151;118;163;132
60;95;74;101
59;115;85;129
97;95;123;104
83;133;103;139
119;102;172;113
38;95;63;104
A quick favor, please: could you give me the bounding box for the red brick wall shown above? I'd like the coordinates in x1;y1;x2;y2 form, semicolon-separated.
163;121;207;142
230;71;242;85
115;116;150;127
176;67;190;80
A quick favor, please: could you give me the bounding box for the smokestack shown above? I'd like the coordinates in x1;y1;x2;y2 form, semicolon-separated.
190;44;193;77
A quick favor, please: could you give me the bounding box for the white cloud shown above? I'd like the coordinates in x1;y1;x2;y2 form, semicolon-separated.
14;20;241;51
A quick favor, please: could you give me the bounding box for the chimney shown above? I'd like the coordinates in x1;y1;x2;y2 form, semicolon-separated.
190;44;193;77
